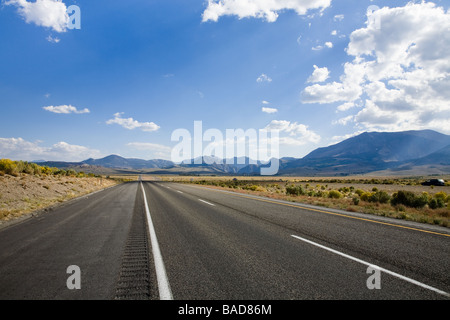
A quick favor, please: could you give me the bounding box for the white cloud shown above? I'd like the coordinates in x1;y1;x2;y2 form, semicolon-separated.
43;105;90;114
5;0;69;33
262;107;278;114
256;73;272;83
46;35;60;43
334;14;344;21
336;102;357;112
303;2;450;133
202;0;332;23
307;65;330;83
312;41;333;51
0;137;102;161
106;113;160;132
262;100;270;105
332;115;354;126
265;120;321;144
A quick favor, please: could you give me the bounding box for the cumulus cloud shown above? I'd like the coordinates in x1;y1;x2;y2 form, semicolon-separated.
302;2;450;133
312;41;333;51
265;120;321;144
262;107;278;114
202;0;332;23
302;62;364;103
5;0;69;33
106;113;160;132
0;137;102;161
307;65;330;83
43;105;90;114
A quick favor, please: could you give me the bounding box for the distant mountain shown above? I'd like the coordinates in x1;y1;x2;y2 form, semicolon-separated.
277;130;450;176
410;144;450;166
304;130;450;162
32;130;450;176
82;155;174;170
179;156;262;174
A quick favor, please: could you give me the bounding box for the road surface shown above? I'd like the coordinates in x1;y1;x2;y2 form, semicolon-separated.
0;180;448;300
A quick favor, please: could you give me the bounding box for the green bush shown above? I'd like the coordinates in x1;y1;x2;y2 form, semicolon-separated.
429;198;445;209
286;184;305;196
360;192;373;202
391;190;428;209
369;191;391;204
328;190;343;199
434;192;447;202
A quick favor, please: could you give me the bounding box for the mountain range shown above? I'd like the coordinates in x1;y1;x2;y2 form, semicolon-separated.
35;130;450;176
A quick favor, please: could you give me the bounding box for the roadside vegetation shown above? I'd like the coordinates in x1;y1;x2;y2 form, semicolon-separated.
0;159;118;223
0;158;99;178
168;176;450;228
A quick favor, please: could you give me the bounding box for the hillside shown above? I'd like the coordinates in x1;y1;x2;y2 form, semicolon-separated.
277;130;450;176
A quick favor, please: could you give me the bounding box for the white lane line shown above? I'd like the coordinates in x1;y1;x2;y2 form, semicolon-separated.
177;190;183;194
198;199;215;206
291;235;450;298
141;182;173;300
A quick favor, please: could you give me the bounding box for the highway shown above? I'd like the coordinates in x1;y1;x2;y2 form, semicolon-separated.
0;180;449;300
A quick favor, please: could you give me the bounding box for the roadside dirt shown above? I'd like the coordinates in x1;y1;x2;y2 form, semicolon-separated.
0;174;118;224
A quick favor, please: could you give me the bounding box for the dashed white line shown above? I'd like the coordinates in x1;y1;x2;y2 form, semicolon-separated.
177;190;183;194
291;234;450;298
141;182;173;300
198;199;215;206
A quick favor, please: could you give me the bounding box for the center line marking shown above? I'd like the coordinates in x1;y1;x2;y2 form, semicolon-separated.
199;199;215;206
141;182;173;300
291;234;450;298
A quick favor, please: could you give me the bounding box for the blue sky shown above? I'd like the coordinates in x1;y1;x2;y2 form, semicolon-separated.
1;0;449;161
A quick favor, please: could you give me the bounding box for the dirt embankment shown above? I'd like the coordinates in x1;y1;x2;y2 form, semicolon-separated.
0;174;118;224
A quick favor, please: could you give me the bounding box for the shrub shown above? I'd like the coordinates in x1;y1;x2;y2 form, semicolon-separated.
328;190;343;199
354;189;365;197
429;198;445;209
434;192;447;202
360;192;373;202
352;197;360;205
286;185;305;196
0;159;18;176
369;191;391;204
339;187;350;194
391;190;428;209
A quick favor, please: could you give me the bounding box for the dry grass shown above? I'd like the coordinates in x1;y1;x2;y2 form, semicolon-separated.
0;174;118;223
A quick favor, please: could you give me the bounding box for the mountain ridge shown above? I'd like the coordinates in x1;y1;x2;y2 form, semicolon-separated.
33;129;450;176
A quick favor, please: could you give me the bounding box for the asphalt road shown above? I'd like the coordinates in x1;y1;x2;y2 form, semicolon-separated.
0;180;449;300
